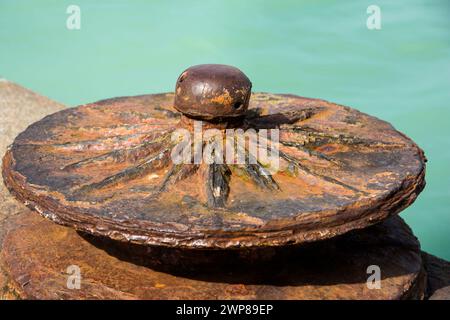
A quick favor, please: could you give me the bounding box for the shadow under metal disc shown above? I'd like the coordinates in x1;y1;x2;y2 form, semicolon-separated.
0;211;425;300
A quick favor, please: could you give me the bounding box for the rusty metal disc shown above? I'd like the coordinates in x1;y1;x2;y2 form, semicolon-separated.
2;66;426;249
0;211;426;300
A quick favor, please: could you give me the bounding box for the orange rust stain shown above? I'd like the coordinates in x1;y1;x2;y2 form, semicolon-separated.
315;144;349;155
210;90;233;106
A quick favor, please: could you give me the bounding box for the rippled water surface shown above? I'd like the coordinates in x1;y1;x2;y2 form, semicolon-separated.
1;0;449;259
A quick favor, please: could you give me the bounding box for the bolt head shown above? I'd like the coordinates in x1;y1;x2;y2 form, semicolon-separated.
174;64;252;121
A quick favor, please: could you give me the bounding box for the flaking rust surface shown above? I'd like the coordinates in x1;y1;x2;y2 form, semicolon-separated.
0;211;425;300
422;252;450;300
2;93;426;248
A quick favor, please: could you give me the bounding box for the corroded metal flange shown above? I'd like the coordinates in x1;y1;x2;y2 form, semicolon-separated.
2;65;426;249
0;211;426;300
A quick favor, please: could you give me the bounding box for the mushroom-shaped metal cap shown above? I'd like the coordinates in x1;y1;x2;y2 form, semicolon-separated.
174;64;252;121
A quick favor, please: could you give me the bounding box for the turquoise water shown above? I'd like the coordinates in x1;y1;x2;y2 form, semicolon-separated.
1;0;449;259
